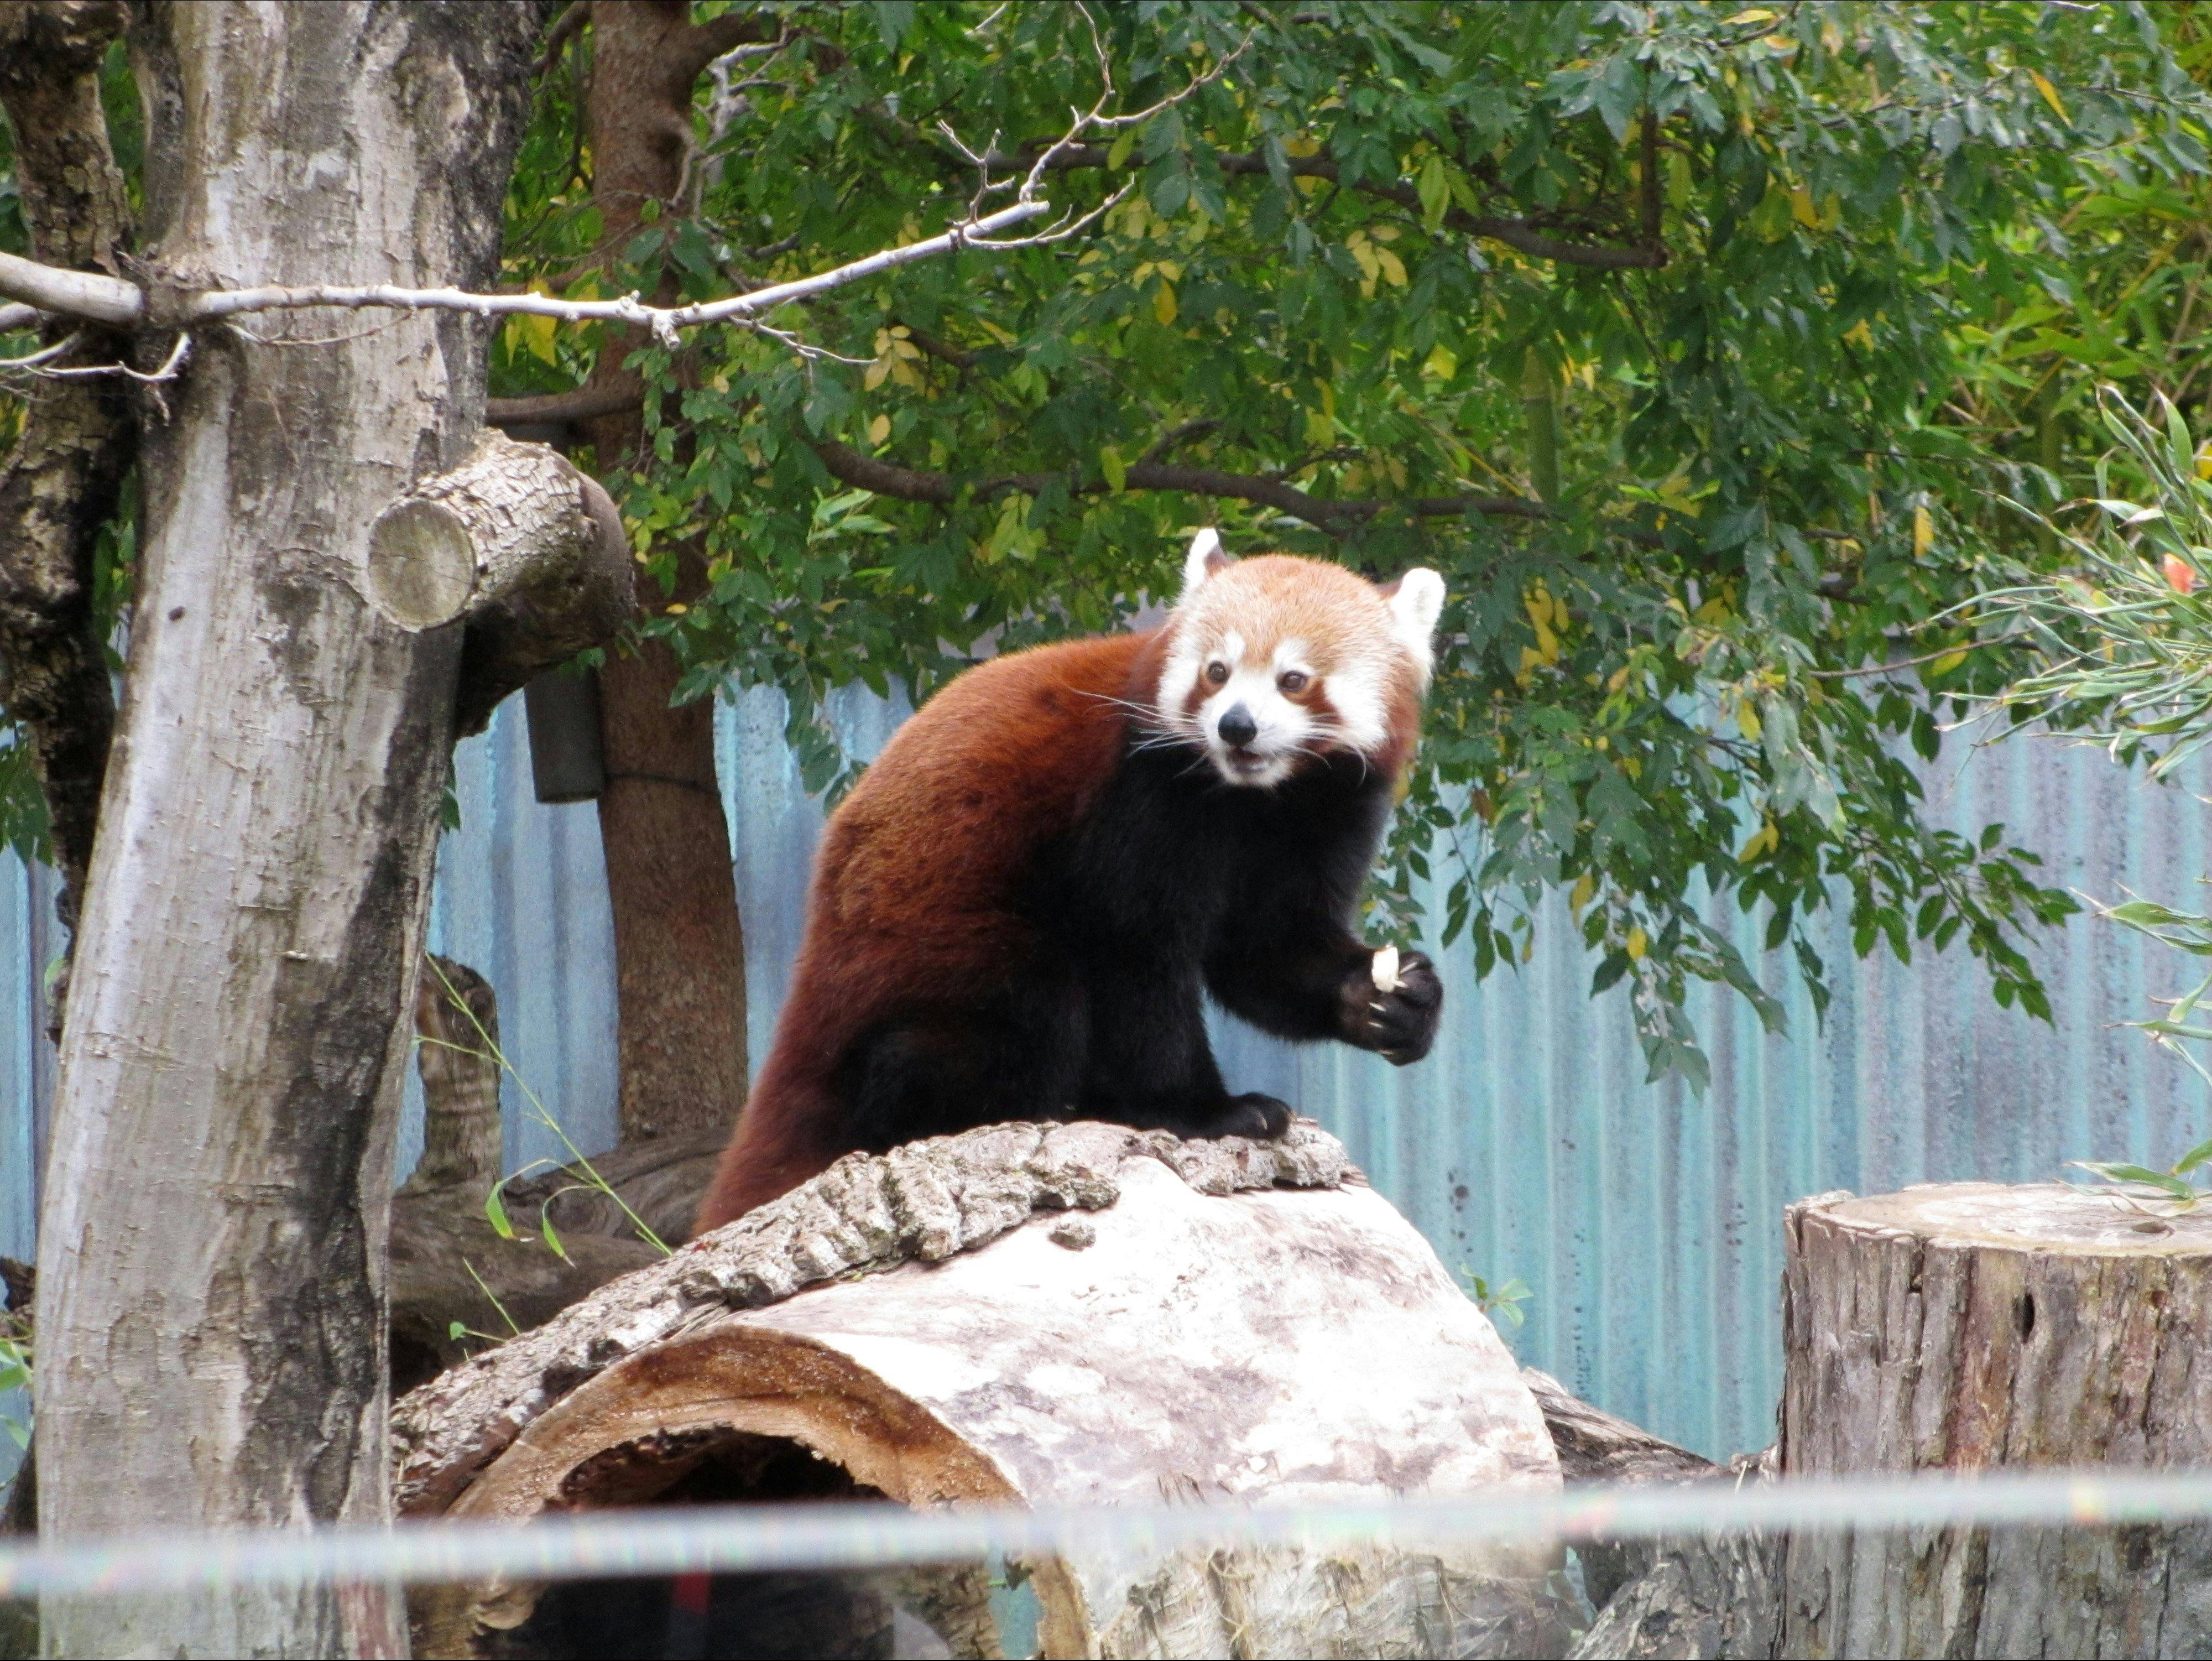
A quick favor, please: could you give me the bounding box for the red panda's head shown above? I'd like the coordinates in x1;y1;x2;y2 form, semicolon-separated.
1153;530;1445;788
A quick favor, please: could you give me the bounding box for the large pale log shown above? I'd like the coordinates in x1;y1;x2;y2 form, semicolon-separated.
1780;1183;2212;1658
393;1120;1575;1660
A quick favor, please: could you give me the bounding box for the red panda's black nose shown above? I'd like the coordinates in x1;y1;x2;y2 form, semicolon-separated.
1218;703;1258;748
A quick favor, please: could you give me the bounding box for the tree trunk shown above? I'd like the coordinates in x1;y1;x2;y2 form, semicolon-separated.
584;0;751;1145
1779;1183;2212;1658
393;1120;1576;1660
32;6;536;1656
0;0;134;938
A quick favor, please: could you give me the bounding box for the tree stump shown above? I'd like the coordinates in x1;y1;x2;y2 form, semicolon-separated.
1780;1183;2212;1657
390;957;707;1392
393;1120;1576;1659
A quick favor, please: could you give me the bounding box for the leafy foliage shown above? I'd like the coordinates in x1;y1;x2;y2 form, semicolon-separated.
1986;392;2212;775
489;0;2212;1084
8;4;2208;1082
2060;894;2212;1211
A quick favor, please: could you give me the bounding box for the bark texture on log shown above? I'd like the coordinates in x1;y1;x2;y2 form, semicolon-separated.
1516;1370;1782;1661
583;0;752;1146
395;1120;1574;1660
33;6;538;1655
0;0;134;932
1781;1183;2212;1659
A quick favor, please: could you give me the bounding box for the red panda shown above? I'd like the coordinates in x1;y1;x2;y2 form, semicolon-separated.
695;532;1447;1230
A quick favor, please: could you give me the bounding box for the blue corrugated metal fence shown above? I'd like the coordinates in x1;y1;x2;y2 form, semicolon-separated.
3;690;2208;1465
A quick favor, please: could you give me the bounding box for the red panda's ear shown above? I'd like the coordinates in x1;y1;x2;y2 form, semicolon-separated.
1380;567;1446;667
1178;528;1232;603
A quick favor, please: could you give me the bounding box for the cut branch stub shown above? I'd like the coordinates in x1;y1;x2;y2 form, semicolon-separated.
364;428;634;733
367;428;605;628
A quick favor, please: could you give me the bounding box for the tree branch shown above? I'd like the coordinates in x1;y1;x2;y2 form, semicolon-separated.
530;1;587;80
0;303;38;334
361;429;638;734
0;201;1054;332
982;141;1666;270
679;4;779;81
0;249;139;326
805;436;1548;532
484;383;645;428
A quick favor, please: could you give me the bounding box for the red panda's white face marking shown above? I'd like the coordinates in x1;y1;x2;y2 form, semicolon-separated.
1154;532;1445;788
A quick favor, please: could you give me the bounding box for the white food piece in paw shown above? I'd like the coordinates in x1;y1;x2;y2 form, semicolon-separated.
1371;945;1402;993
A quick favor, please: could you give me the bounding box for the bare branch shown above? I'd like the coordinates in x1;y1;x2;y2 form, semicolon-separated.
0;303;39;334
0;334;81;373
0;249;139;326
33;330;190;387
33;332;192;419
0;202;1056;334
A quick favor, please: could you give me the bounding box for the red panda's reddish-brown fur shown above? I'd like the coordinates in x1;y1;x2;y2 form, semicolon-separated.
697;629;1168;1222
695;546;1445;1231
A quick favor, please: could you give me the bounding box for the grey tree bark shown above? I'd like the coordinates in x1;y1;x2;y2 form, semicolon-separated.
32;5;539;1656
1779;1184;2212;1658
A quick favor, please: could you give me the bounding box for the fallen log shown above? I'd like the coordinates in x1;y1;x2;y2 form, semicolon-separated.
1780;1183;2212;1657
393;1120;1578;1659
1516;1370;1780;1661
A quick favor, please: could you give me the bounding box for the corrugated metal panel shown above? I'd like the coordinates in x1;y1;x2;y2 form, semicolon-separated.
3;695;2209;1466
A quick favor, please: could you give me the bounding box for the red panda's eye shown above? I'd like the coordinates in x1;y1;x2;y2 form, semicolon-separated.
1278;671;1309;694
1205;662;1230;685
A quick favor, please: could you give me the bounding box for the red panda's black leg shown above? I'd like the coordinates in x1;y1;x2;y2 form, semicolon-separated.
1074;963;1288;1139
837;978;1087;1149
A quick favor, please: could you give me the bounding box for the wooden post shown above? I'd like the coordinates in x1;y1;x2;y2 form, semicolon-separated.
393;1121;1577;1660
1780;1183;2212;1657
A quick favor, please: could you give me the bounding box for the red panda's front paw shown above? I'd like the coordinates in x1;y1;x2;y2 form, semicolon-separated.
1341;951;1442;1064
1222;1092;1294;1139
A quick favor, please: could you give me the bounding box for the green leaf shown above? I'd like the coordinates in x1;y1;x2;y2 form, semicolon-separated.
2172;1138;2212;1176
2070;1162;2199;1199
1416;152;1451;231
484;1181;517;1241
540;1208;572;1264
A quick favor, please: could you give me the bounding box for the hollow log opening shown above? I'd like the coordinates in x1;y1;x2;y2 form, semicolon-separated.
484;1431;909;1661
